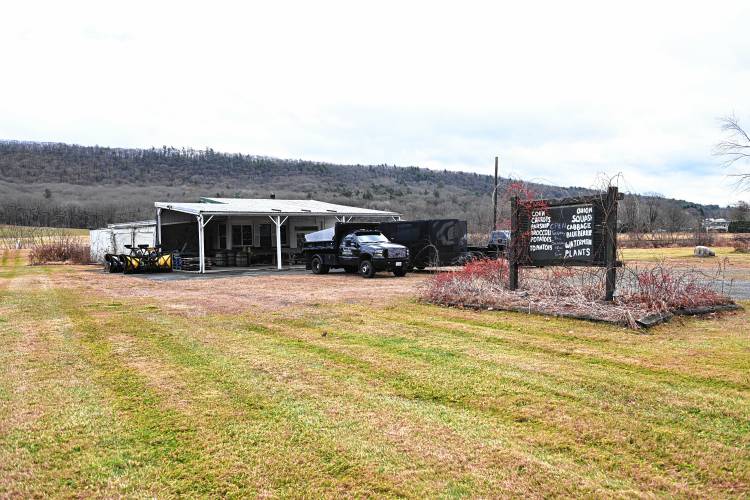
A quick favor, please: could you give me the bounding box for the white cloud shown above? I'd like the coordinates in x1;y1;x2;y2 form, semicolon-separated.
1;0;749;205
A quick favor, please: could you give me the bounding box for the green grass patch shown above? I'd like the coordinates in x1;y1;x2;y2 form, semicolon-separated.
622;246;750;264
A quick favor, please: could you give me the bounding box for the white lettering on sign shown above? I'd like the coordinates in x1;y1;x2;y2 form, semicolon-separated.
528;203;596;262
564;247;592;258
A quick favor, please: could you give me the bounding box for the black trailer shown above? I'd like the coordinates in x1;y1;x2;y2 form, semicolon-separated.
379;219;468;269
303;223;410;278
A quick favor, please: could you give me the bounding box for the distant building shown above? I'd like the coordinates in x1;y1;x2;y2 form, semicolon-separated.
702;218;730;232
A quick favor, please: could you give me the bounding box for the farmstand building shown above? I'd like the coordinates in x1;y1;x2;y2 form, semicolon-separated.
154;198;401;272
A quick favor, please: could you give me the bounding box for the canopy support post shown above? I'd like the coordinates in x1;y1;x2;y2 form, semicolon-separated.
268;215;288;270
156;207;162;246
197;214;205;273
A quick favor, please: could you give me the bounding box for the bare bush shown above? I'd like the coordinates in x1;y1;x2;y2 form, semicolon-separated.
692;229;715;247
421;259;734;328
28;233;90;265
734;235;750;253
618;262;732;313
422;259;508;304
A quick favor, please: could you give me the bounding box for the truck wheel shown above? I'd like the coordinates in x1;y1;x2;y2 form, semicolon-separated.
359;259;375;278
393;267;407;277
311;256;329;274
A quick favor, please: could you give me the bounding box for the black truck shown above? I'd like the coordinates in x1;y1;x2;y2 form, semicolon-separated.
303;223;410;278
467;230;511;259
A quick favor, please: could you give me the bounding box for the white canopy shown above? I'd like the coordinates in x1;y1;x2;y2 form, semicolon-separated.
155;198;400;218
154;198;400;272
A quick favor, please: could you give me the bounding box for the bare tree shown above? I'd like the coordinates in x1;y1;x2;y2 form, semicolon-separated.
715;114;750;190
730;200;750;221
665;204;688;233
641;193;663;233
621;194;640;233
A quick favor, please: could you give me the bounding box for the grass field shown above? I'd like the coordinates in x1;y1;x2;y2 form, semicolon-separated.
0;225;89;251
1;250;749;497
621;247;750;282
0;225;88;236
621;246;750;263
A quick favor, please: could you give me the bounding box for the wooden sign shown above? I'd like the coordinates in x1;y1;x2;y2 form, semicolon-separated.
509;186;620;301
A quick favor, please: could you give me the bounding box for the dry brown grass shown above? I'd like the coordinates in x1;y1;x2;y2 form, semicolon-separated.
2;252;749;497
46;268;428;315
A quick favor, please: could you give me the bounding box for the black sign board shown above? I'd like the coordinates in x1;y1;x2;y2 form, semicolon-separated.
528;203;597;265
509;186;620;301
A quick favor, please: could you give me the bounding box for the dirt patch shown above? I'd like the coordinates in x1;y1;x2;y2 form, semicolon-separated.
49;267;430;315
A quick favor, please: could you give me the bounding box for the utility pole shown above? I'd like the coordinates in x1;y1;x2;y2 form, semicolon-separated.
492;156;499;230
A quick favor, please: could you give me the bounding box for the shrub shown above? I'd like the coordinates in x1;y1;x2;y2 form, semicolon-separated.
28;235;90;265
422;258;508;304
733;236;750;253
619;264;731;312
460;258;508;284
692;230;715;247
423;257;733;327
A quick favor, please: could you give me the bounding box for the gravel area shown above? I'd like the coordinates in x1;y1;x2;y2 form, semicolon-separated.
60;266;429;315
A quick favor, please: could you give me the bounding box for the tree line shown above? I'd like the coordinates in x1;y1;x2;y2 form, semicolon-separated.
0;140;733;232
0;199;150;229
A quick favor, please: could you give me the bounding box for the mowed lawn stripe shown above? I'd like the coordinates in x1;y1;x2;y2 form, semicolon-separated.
85;301;636;497
62;298;427;498
424;304;750;385
217;304;750;495
184;305;748;496
381;304;750;391
268;305;749;428
0;277;223;496
366;303;750;413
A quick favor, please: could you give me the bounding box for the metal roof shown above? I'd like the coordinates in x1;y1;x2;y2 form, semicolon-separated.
107;220;156;229
154;198;400;217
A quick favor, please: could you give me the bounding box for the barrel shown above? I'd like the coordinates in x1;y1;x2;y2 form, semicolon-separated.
214;251;226;267
226;250;236;267
236;251;248;267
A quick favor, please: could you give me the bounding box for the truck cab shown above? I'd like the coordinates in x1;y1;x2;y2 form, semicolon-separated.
488;230;511;251
303;224;410;278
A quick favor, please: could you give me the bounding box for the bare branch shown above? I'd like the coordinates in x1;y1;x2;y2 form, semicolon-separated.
715;114;750;190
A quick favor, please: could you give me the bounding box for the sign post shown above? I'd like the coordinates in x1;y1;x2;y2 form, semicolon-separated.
604;186;618;301
509;195;519;290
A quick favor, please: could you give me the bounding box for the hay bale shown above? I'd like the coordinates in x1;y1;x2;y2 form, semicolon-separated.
693;246;715;257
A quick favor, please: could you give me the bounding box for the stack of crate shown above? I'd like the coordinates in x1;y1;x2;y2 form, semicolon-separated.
179;257;212;272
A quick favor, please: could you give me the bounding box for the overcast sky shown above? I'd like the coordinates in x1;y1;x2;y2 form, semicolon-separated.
2;1;749;205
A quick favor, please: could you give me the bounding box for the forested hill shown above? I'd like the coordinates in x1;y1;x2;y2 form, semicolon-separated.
0;140;581;195
0;140;723;231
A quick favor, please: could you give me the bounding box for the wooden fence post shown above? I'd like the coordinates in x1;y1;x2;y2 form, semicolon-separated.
604;186;618;301
509;195;519;291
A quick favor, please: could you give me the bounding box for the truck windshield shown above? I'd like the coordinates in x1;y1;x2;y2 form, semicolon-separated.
357;233;389;243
